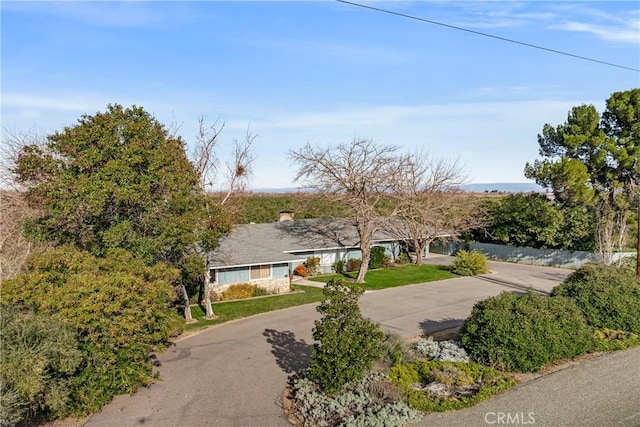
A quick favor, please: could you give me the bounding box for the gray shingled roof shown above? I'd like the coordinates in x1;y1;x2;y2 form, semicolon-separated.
207;218;397;268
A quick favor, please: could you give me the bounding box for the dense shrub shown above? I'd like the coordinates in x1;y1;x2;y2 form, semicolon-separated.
346;258;362;272
308;280;386;393
220;283;269;301
289;372;422;427
0;307;82;426
294;264;308;277
451;250;488;276
395;252;411;265
593;328;640;351
1;247;183;416
304;257;321;276
460;291;595;372
381;333;416;367
369;246;391;270
332;259;345;274
550;260;640;333
389;360;515;412
414;337;469;363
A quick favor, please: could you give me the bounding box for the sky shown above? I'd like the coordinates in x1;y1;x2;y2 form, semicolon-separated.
2;1;639;190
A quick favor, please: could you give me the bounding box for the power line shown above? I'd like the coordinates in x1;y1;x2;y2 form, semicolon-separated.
336;0;640;73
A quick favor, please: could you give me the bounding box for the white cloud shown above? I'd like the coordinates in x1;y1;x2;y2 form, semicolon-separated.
555;20;640;44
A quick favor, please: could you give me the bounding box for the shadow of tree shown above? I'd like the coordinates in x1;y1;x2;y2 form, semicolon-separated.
419;317;466;340
263;328;312;374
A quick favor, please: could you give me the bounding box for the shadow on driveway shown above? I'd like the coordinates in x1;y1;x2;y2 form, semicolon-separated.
264;329;312;374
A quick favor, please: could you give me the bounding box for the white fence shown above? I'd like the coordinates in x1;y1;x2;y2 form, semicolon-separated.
432;241;635;269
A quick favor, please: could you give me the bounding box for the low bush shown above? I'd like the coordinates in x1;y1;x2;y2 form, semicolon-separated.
550;260;640;334
305;257;321;276
308;280;386;393
294;264;308;277
593;328;640;352
332;259;345;275
0;307;83;426
369;246;391;270
346;258;362;273
221;283;269;301
382;333;416;367
389;360;515;412
451;250;488;276
395;252;411;265
460;291;595;372
413;337;469;363
288;372;423;427
1;247;183;416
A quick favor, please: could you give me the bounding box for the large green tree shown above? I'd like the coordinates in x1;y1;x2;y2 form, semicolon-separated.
525;89;639;264
13;104;227;317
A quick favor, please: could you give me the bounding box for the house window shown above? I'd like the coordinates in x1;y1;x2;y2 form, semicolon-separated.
250;264;271;280
208;269;216;283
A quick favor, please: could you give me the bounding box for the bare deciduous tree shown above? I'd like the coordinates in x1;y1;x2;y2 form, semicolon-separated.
191;117;256;318
0;129;49;280
385;155;487;264
290;138;407;283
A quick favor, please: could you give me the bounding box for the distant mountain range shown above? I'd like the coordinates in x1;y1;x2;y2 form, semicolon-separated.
249;183;545;194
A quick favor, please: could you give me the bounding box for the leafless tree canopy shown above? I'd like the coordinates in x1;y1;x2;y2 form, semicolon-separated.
290;138;410;282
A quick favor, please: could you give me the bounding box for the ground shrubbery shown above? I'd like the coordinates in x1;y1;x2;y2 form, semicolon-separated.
551;260;640;334
219;283;270;301
369;246;392;270
1;247;183;417
0;307;82;426
451;250;488;276
346;258;362;273
389;360;515;412
413;338;470;363
460;291;595;372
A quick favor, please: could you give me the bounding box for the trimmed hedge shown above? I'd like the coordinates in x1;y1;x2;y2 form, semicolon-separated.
550;260;640;334
451;250;488;276
460;291;595;372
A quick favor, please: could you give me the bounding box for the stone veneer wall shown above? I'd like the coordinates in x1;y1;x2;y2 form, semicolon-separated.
211;277;291;299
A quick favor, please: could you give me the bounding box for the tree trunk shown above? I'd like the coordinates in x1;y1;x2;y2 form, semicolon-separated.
356;245;370;283
414;240;425;265
203;270;216;319
181;284;194;323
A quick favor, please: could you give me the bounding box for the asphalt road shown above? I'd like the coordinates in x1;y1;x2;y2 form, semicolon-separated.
86;261;640;427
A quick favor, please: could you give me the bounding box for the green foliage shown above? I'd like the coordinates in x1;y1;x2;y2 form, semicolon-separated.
451;250;488;276
551;261;640;333
389;360;516;412
308;280;386;393
346;258;362;272
289;372;423;427
331;259;345;274
1;247;183;416
220;283;270;301
369;246;391;269
304;257;321;276
481;193;595;250
593;328;640;352
524;89;640;255
0;307;82;426
13;104;227;266
460;291;595;372
381;333;415;367
395;252;411;265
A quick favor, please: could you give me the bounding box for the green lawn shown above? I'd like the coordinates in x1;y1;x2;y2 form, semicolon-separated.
183;285;325;331
309;263;456;290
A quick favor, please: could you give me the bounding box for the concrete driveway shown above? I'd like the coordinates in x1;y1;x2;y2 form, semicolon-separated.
86;261;599;427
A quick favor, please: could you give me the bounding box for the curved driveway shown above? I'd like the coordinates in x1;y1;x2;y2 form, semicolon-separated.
86;261;638;427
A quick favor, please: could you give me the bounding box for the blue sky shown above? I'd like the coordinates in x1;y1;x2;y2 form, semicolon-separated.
2;1;639;190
